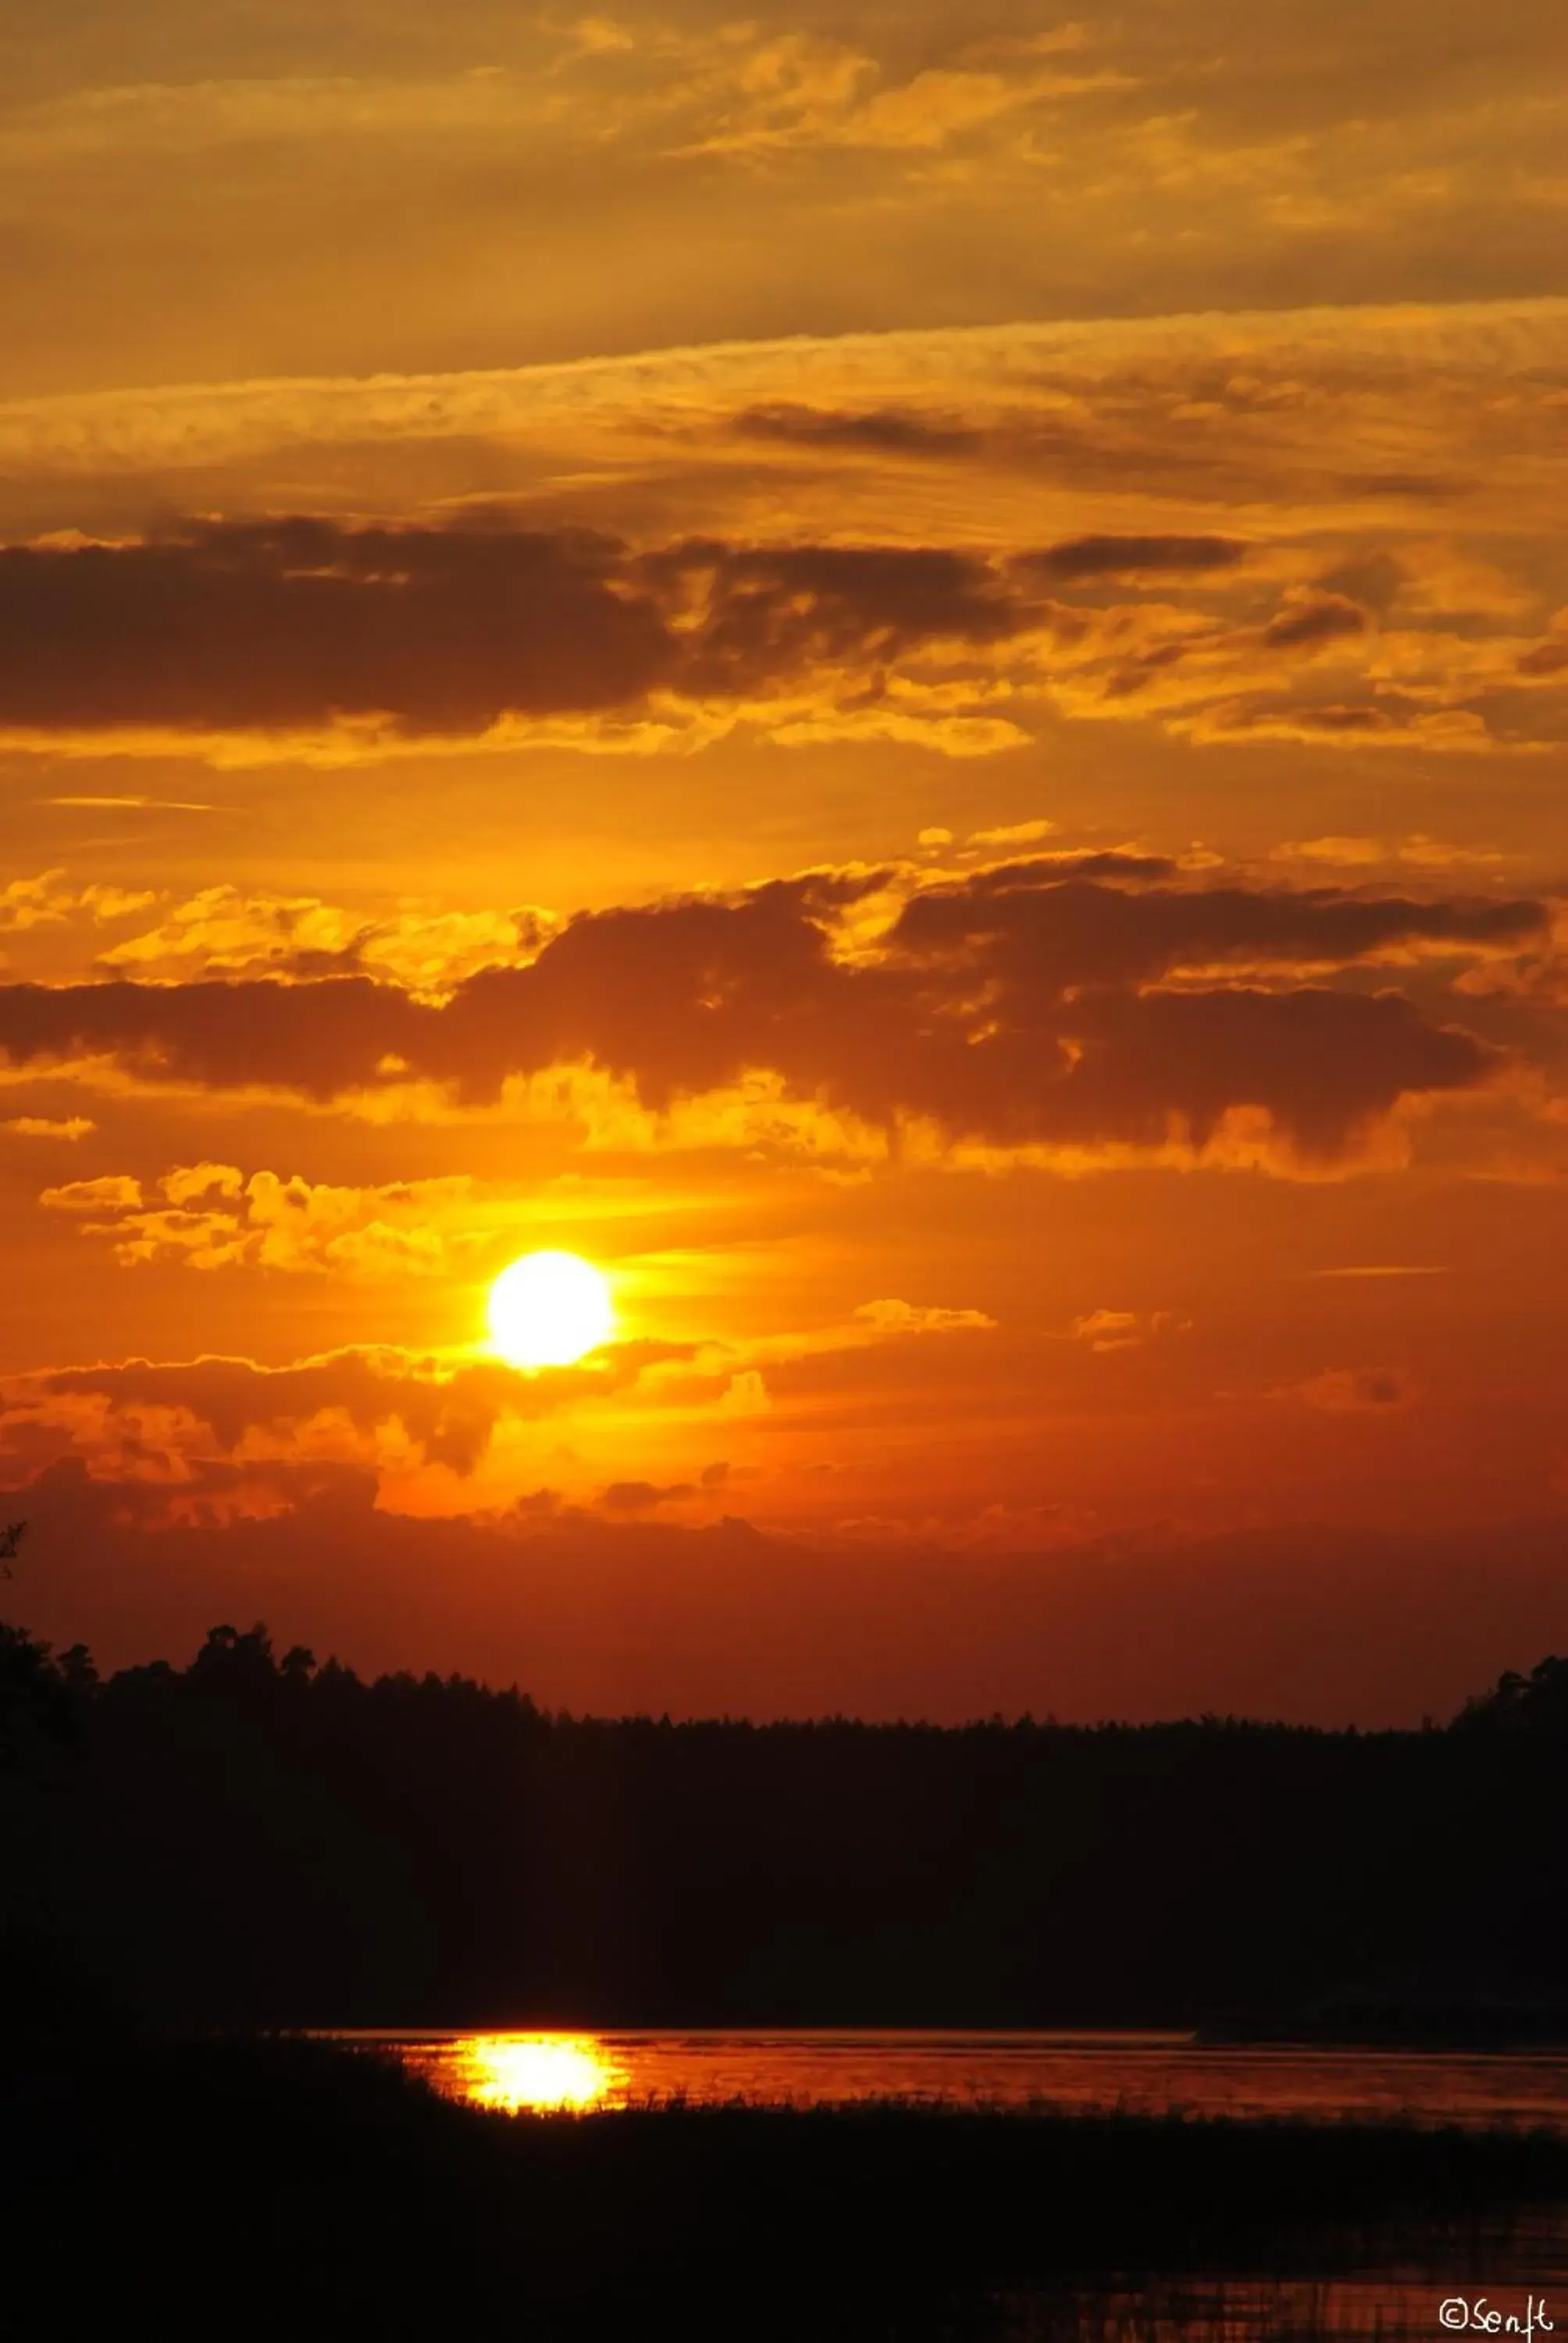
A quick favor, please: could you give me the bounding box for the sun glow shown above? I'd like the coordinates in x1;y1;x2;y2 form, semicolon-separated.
457;2034;618;2112
487;1250;614;1368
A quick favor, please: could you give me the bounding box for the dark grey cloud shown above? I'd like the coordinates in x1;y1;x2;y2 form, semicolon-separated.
0;521;670;733
0;865;1542;1161
0;516;1402;745
957;851;1181;889
1259;592;1370;651
729;404;986;457
599;1479;699;1513
0;519;1041;737
1019;534;1250;583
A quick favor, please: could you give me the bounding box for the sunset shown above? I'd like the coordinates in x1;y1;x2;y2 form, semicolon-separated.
2;0;1566;2334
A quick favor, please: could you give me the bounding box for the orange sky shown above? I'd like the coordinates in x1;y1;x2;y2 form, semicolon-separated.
2;0;1566;1721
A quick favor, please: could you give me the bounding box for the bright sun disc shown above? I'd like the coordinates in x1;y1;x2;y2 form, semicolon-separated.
488;1250;613;1368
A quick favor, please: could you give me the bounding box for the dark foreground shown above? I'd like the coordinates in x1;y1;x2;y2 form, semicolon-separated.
10;2030;1568;2341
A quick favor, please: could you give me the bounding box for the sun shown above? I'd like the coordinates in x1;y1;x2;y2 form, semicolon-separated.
487;1250;614;1369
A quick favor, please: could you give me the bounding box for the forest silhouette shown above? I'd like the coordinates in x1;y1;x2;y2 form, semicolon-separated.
4;1553;1566;2031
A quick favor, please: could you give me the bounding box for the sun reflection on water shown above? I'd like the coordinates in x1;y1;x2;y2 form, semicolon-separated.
452;2034;620;2112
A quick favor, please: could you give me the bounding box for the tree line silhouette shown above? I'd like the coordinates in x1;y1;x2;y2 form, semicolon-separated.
2;1570;1566;2030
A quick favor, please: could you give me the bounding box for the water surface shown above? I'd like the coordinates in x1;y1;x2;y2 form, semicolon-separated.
326;2031;1568;2337
333;2027;1568;2127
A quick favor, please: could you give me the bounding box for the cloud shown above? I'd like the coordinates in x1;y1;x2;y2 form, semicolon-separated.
4;1114;94;1139
1071;1307;1141;1351
959;851;1181;886
1181;696;1502;751
1292;1366;1418;1412
95;886;554;997
0;520;1043;756
0;517;1474;765
1069;1307;1187;1351
852;1298;996;1336
40;1172;143;1212
1;873;72;934
0;972;437;1100
1397;836;1508;871
0;65;593;165
597;1478;697;1514
1;1339;693;1485
0;520;672;741
1;0;1561;443
1273;836;1506;871
4;302;1562;497
1519;638;1568;680
679;25;1118;159
0;298;1558;767
38;795;223;814
161;1162;245;1206
39;1164;482;1276
1021;535;1249;583
1306;1265;1448;1279
968;818;1055;847
1276;837;1389;867
715;1370;771;1417
1257;590;1369;652
0;298;1563;769
0;1284;1009;1507
0;862;1545;1169
729;404;985;458
30;1159;657;1280
886;868;1538;986
1;872;159;935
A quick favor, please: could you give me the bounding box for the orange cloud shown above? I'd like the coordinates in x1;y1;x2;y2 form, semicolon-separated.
36;1163;566;1278
95;888;554;998
40;1172;144;1212
4;1114;94;1139
1069;1308;1188;1352
0;1340;694;1487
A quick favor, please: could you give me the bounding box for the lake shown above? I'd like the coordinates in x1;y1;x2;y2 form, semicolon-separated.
330;2027;1568;2127
315;2031;1568;2337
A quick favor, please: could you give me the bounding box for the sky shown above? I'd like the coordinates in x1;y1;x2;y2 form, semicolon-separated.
2;0;1566;1722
